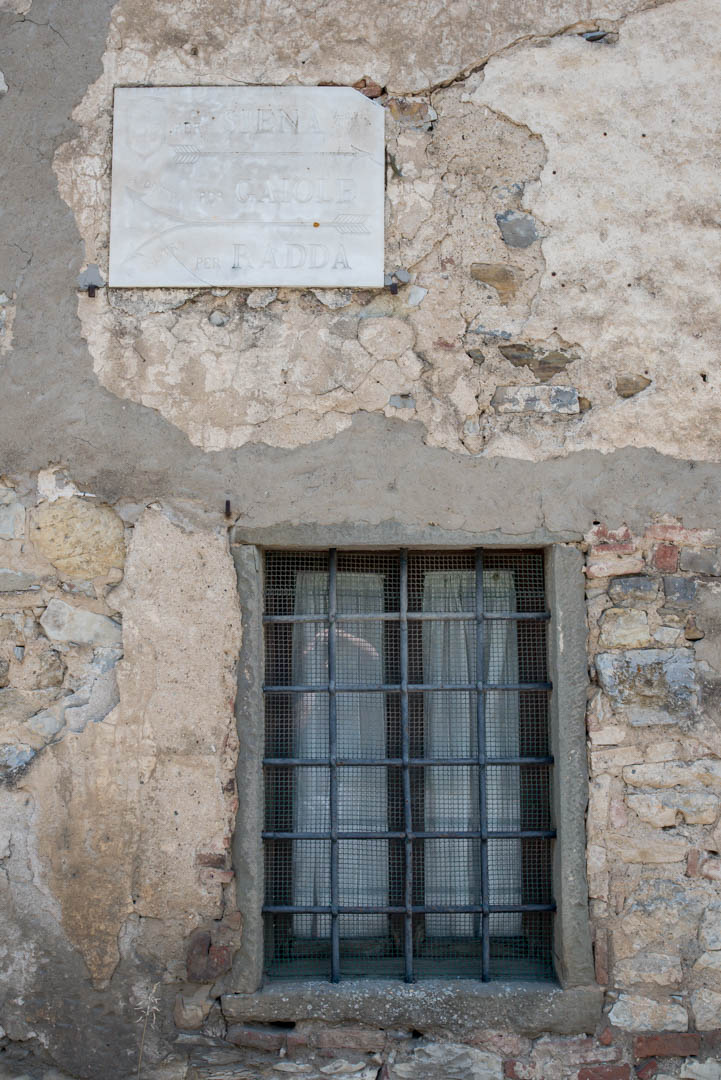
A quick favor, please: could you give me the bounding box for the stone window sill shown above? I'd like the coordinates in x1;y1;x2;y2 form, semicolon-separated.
220;979;604;1038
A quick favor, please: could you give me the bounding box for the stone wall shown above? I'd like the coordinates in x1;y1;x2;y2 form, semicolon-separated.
3;481;721;1079
2;0;721;1076
0;470;241;1077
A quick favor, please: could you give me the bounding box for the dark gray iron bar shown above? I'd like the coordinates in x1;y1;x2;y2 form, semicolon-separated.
476;548;490;981
264;611;549;623
328;548;340;983
263;755;554;767
263;681;552;693
400;548;413;983
263;829;555;840
263;903;556;914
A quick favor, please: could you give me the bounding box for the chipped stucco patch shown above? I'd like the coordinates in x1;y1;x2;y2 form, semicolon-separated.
28;507;241;986
473;0;721;460
54;0;721;460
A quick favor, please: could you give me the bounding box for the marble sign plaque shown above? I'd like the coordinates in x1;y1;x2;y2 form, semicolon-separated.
108;86;385;288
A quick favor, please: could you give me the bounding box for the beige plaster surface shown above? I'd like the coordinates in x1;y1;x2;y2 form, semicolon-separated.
26;507;241;986
55;0;721;460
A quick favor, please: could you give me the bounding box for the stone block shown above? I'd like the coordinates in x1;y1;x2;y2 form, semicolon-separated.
532;1035;620;1068
595;649;696;726
609;577;659;607
498;343;574;381
0;742;35;781
0;491;25;539
0;569;40;592
614;952;683;988
663;577;697;611
692;990;721;1031
29;497;125;581
590;746;641;775
492;385;579;415
186;929;233;983
608;995;688;1033
693;952;721;991
599;609;651;649
700;903;721;951
587;556;645;579
626;791;719;826
681;1064;721;1080
495;210;539;248
633;1035;700;1060
680;550;721;576
471;264;520;304
393;1041;502;1080
654;627;682;646
606;830;687;864
173;986;213;1030
226;1022;286;1051
39;598;121;647
624;759;721;789
387;97;437;129
312;1025;386;1052
616;374;651;398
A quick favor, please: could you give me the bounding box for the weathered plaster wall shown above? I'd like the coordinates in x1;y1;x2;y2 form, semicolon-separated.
1;475;240;1076
2;0;721;1076
53;0;721;458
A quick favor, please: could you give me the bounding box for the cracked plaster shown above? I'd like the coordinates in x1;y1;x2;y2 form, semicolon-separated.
53;0;721;460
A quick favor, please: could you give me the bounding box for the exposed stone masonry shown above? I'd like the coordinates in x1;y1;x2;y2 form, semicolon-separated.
2;0;721;1074
3;472;721;1078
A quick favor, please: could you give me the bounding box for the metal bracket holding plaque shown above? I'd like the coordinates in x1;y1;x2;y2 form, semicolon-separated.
108;86;385;288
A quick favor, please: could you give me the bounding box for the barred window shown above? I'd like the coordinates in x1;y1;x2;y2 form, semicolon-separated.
262;549;555;983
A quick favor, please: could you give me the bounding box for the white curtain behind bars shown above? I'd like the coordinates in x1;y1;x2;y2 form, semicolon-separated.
292;571;388;938
422;570;522;937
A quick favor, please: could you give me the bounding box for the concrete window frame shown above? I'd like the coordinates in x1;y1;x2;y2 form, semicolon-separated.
223;530;601;1036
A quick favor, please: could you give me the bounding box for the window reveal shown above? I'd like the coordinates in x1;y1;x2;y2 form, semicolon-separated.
262;550;555;982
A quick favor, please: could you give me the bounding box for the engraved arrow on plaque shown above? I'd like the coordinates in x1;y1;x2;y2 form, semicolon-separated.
126;191;371;236
172;145;378;164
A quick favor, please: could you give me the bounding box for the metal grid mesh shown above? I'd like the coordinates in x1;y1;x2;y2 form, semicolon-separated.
262;549;555;982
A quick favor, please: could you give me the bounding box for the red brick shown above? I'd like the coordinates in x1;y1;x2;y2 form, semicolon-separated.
577;1067;630;1080
227;1023;285;1052
633;1034;700;1059
186;930;233;982
645;524;714;546
196;852;226;867
587;524;634;552
687;848;703;877
598;1028;615;1047
286;1030;309;1050
700;1031;721;1055
311;1024;385;1052
199;867;235;886
651;544;679;572
636;1060;658;1080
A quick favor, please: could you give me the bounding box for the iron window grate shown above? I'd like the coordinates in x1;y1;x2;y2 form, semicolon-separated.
262;549;555;983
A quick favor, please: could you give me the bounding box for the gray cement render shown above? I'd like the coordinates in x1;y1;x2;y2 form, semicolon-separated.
1;8;721;532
